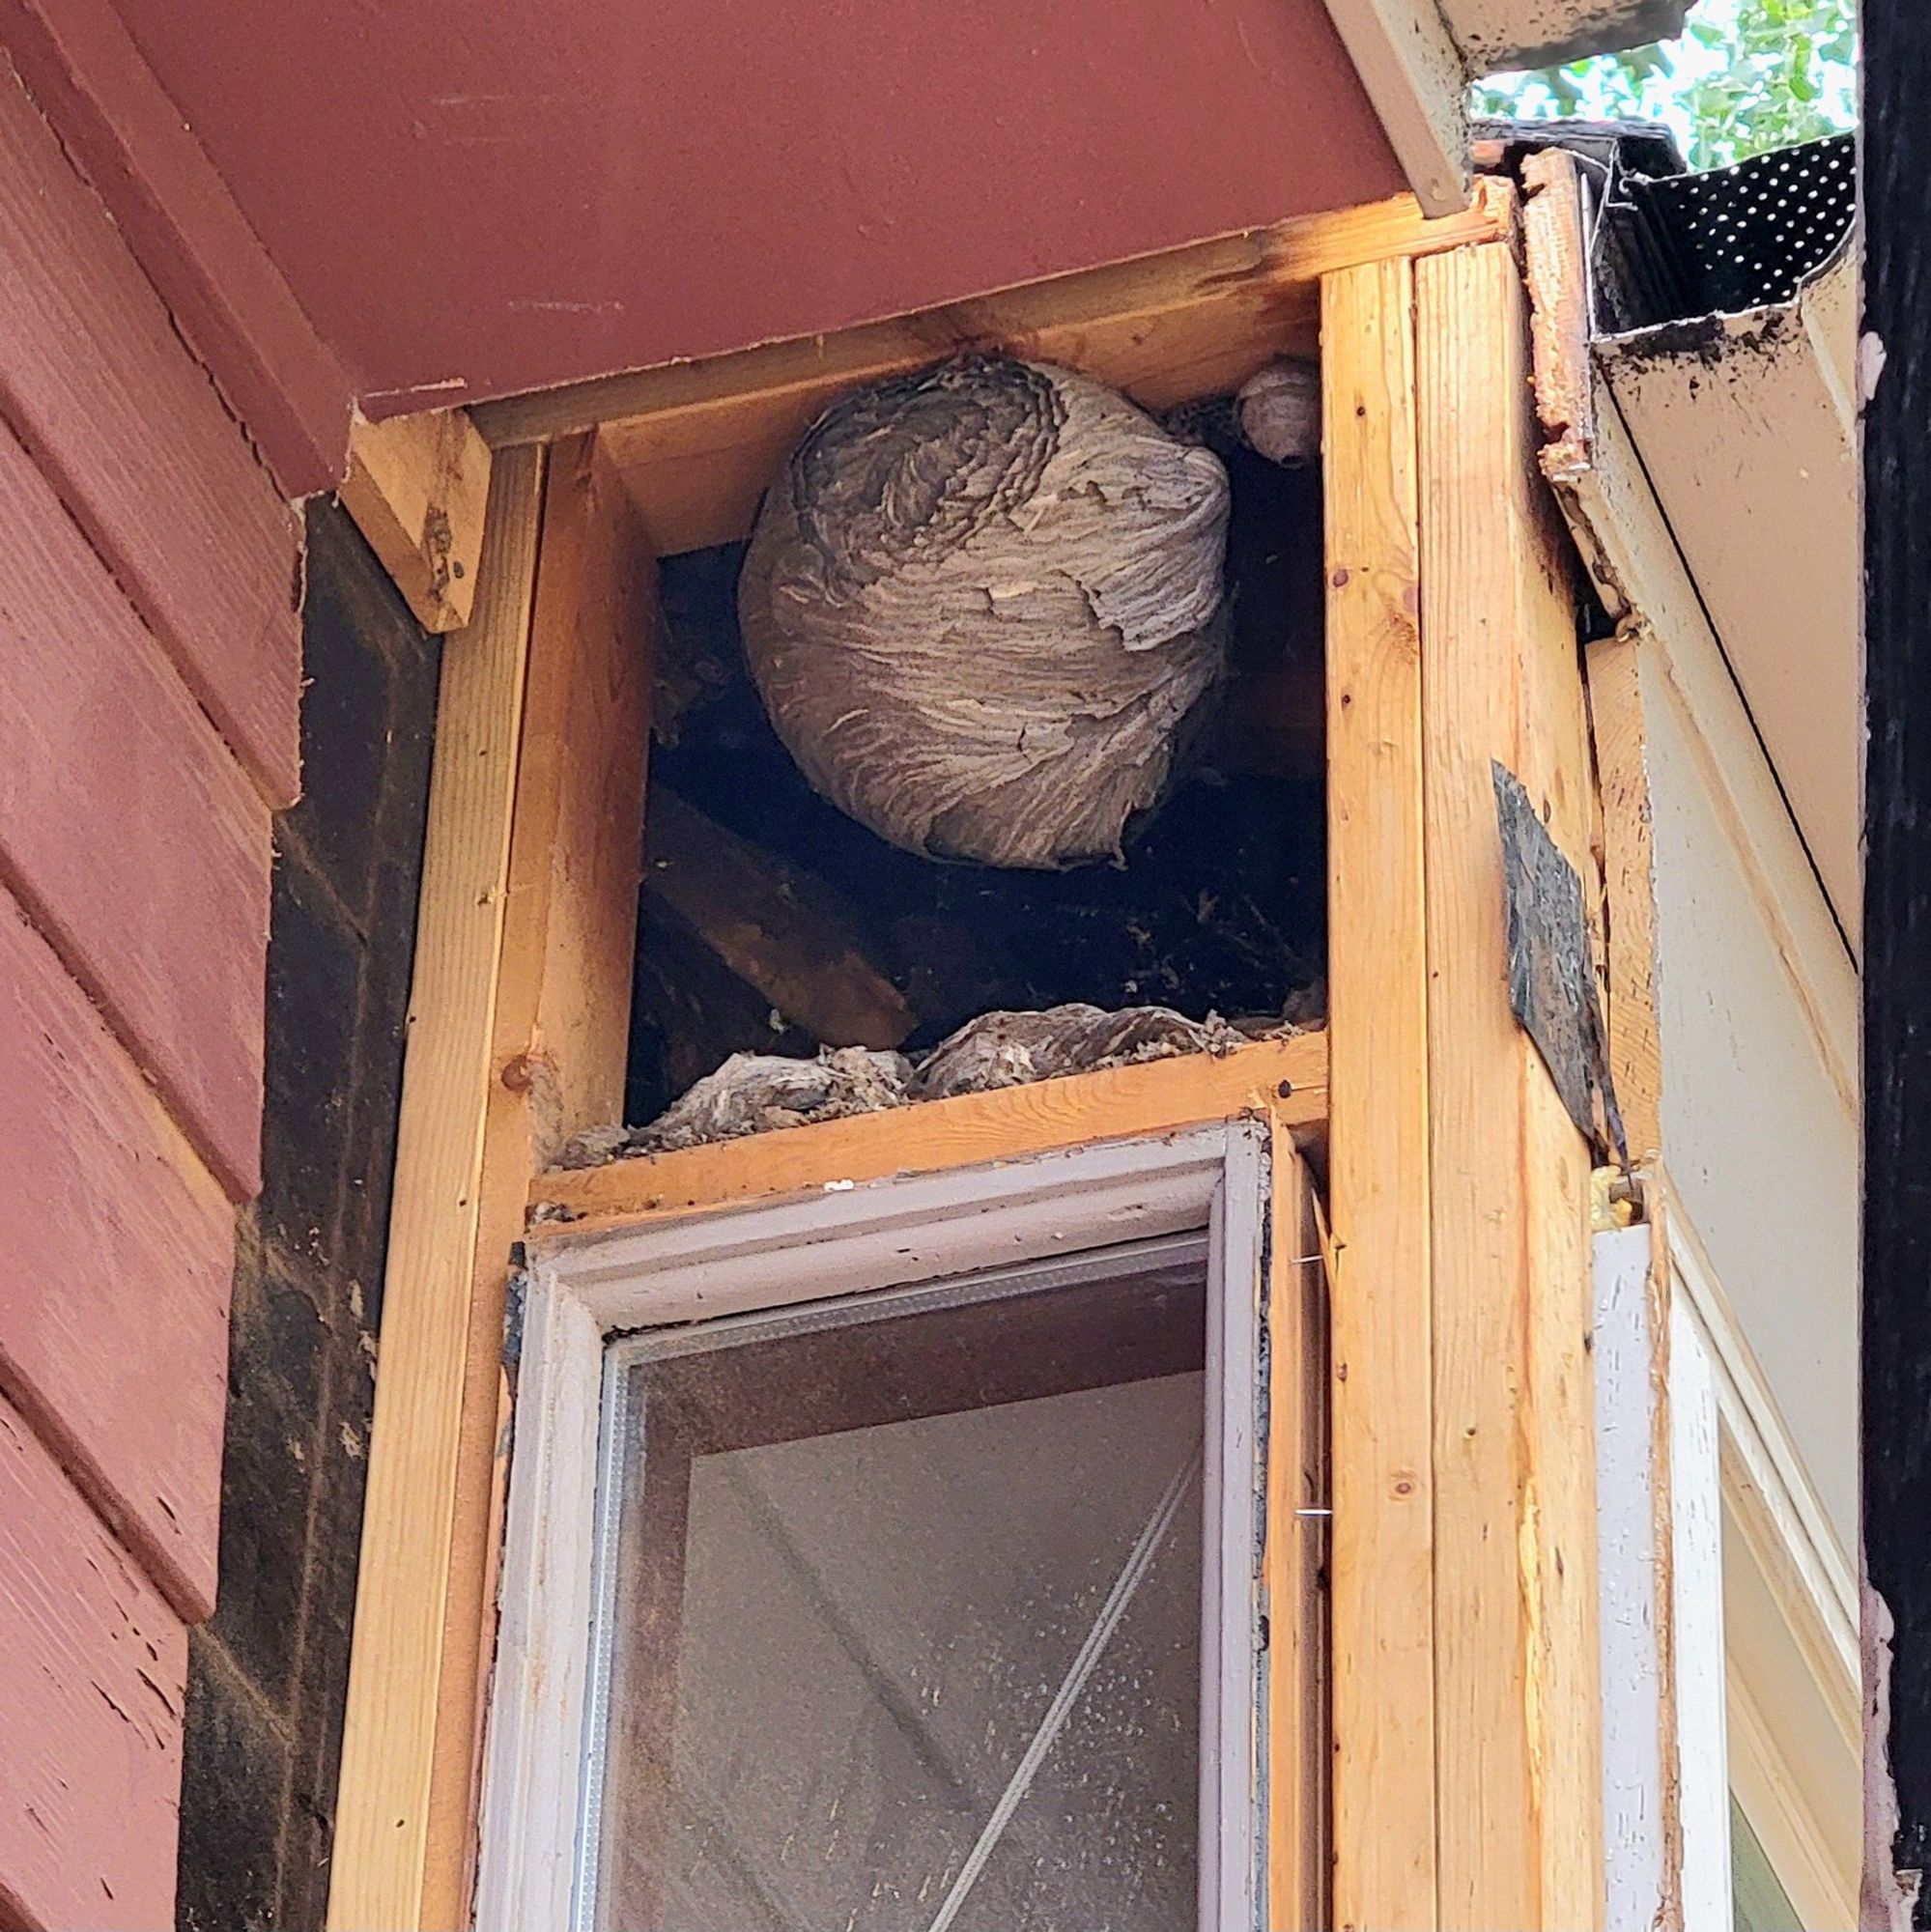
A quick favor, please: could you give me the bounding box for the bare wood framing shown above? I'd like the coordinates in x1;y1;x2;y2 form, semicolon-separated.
331;182;1645;1932
327;443;548;1932
641;788;915;1049
1320;254;1436;1932
1415;228;1604;1931
341;408;496;632
1267;1140;1331;1929
1315;0;1471;217
1583;634;1664;1166
420;432;658;1928
530;1033;1328;1237
471;195;1506;555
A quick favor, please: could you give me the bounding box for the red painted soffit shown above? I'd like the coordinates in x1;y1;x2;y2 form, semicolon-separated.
98;0;1406;432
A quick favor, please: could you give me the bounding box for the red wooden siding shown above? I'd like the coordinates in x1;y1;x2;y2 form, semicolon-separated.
0;419;270;1199
0;887;236;1619
0;58;301;805
0;0;355;496
0;55;300;1932
0;1391;188;1932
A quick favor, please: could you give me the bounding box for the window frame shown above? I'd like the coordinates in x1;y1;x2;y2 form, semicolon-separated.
475;1119;1306;1932
1666;1210;1860;1929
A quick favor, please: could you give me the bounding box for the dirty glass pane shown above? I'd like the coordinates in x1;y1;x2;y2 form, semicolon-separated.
1730;1797;1802;1932
587;1238;1209;1932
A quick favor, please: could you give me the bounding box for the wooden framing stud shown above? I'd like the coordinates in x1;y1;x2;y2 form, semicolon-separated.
1321;197;1605;1932
471;194;1507;556
327;442;547;1932
1583;632;1664;1168
330;429;657;1932
1321;252;1437;1932
325;185;1630;1932
1415;227;1603;1932
342;408;495;632
1266;1135;1331;1931
422;431;657;1927
528;1033;1328;1237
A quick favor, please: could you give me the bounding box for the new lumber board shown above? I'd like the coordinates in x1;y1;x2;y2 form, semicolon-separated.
1266;1141;1330;1931
327;445;547;1932
0;63;302;803
0;883;234;1621
1583;633;1663;1168
420;433;655;1929
0;414;270;1201
1320;254;1437;1932
342;409;495;633
1416;235;1604;1932
528;1033;1328;1238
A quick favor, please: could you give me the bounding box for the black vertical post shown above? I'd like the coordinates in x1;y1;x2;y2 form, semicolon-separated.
1863;4;1931;1916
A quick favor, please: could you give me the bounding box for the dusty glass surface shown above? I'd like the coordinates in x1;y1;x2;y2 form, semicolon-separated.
587;1240;1209;1932
1729;1797;1803;1932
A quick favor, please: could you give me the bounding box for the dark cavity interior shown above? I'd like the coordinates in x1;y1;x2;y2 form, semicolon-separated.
626;437;1327;1127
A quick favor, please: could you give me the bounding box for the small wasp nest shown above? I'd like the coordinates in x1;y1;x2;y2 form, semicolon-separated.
738;355;1230;868
1235;357;1321;467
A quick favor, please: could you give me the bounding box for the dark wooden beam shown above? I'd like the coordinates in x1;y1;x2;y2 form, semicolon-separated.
1862;9;1931;1918
643;787;916;1051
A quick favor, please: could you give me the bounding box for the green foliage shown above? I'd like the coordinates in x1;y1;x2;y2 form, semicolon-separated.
1471;0;1856;170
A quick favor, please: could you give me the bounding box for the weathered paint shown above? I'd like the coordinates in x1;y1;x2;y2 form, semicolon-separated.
0;53;299;1931
0;60;302;803
0;0;355;496
0;417;271;1199
1599;290;1860;950
105;0;1406;414
0;885;236;1621
0;1390;188;1932
1593;1222;1667;1931
1642;658;1859;1543
1441;0;1690;73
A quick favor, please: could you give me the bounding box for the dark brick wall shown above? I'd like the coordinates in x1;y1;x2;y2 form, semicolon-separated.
178;501;440;1931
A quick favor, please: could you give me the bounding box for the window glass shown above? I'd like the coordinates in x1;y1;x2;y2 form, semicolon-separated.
585;1239;1212;1932
1731;1796;1803;1932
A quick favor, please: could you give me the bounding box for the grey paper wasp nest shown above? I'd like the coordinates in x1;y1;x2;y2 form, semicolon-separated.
737;355;1231;868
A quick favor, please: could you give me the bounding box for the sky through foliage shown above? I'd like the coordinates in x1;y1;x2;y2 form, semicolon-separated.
1472;0;1856;169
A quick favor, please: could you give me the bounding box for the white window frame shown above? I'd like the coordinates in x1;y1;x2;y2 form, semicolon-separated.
1594;1209;1859;1932
474;1121;1275;1932
1668;1214;1860;1929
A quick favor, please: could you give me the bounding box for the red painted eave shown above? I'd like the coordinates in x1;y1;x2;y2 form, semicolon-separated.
101;0;1407;428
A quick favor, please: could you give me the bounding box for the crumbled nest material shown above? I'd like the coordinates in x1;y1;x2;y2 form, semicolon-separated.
558;1003;1301;1165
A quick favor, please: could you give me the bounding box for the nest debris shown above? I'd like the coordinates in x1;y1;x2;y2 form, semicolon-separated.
558;1004;1302;1166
